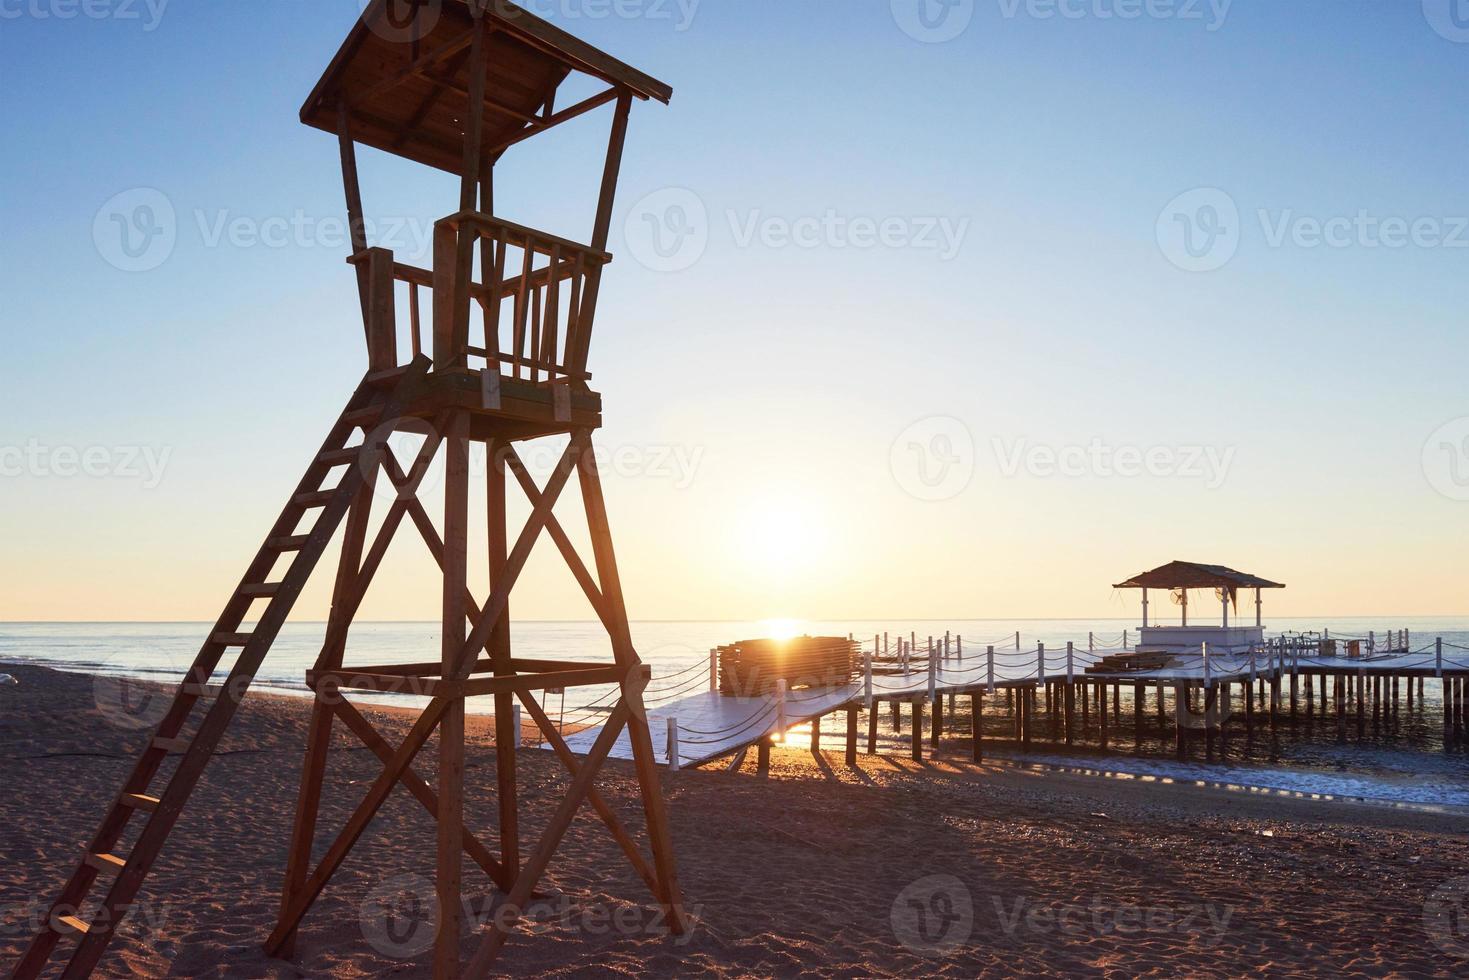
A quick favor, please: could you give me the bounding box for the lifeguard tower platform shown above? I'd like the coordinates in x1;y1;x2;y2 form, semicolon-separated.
15;3;682;978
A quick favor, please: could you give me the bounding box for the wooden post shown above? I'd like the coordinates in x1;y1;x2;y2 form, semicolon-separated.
432;219;461;368
1335;673;1346;741
809;712;821;755
365;247;398;370
1098;678;1108;750
574;438;685;927
864;696;882;757
863;648;873;709
336;104;371;331
666;717;680;772
1289;659;1298;719
1174;684;1186;759
911;697;924;761
1133;681;1143;749
1064;643;1075;745
1204;685;1216;762
931;692;943;750
927;639;940;749
487;436;518;881
971;690;984;762
436;411;469;980
1351;667;1363;734
775;679;787;742
845;705;858;765
757;737;771;776
1020;686;1031;752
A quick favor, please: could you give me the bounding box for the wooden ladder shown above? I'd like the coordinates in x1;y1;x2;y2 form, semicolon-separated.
11;357;430;980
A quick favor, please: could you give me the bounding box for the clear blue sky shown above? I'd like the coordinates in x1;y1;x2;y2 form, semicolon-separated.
2;1;1467;621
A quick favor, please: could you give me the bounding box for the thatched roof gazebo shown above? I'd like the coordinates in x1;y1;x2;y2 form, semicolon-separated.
1114;560;1285;654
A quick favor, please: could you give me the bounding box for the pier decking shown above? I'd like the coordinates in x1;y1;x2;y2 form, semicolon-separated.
558;632;1469;770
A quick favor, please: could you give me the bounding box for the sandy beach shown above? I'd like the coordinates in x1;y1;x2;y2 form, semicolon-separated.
2;661;1467;978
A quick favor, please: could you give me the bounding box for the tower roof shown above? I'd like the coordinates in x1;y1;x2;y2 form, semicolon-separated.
302;0;673;175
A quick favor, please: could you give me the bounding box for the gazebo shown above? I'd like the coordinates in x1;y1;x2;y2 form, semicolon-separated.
1113;560;1285;655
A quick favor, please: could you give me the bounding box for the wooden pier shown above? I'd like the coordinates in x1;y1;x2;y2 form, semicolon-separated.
560;631;1469;771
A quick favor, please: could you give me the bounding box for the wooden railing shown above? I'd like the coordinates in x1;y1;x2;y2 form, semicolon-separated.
439;211;610;383
348;212;611;385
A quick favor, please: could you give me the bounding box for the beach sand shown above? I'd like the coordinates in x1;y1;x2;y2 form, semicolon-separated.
2;661;1467;977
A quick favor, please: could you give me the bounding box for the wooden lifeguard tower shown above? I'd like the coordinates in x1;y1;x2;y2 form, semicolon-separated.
14;2;683;977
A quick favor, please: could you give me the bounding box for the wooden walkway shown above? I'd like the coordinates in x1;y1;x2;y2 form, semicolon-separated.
557;634;1469;769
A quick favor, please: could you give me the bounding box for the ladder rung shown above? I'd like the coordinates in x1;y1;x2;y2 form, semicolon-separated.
317;447;361;467
344;406;382;426
212;632;252;647
239;582;282;598
50;913;91;936
294;489;337;508
84;851;128;876
121;793;160;813
269;535;310;552
152;736;190;753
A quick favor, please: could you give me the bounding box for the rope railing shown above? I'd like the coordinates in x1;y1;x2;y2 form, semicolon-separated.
626;629;1469;766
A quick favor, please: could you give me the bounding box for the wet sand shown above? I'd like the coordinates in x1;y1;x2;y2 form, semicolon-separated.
2;662;1467;977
